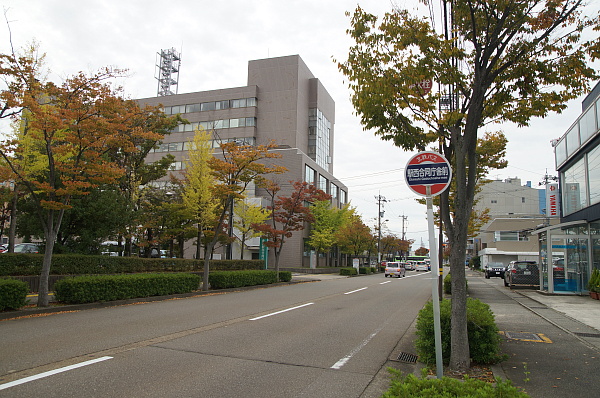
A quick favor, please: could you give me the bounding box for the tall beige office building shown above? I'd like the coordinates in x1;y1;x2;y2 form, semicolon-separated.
139;55;348;267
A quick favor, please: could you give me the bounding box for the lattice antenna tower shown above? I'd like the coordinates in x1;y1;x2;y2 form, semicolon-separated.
155;48;181;96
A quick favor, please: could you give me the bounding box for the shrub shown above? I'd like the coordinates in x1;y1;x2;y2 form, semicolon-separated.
0;254;263;276
359;267;372;275
208;270;291;289
340;267;358;276
0;279;29;310
381;369;529;398
588;268;600;292
443;273;452;294
53;273;201;304
415;298;506;365
442;273;467;295
469;255;481;270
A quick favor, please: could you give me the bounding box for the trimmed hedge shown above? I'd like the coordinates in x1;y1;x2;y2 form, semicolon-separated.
209;270;292;289
53;273;201;304
415;298;506;365
0;279;29;310
382;369;528;398
359;267;372;275
0;254;264;276
340;267;358;276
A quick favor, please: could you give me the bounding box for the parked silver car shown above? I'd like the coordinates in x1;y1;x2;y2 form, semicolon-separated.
384;262;406;278
13;243;41;253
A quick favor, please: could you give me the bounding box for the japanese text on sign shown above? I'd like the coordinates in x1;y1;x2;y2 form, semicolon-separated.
406;165;450;184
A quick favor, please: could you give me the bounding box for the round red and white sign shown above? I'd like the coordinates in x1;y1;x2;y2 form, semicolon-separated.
405;151;452;196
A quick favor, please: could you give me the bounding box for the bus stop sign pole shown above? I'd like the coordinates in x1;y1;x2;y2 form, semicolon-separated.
405;151;452;379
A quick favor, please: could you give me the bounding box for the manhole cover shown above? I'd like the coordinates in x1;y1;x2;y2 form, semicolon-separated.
396;352;418;363
502;331;552;343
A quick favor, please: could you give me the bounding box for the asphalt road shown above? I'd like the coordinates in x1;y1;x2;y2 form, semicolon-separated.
0;272;434;397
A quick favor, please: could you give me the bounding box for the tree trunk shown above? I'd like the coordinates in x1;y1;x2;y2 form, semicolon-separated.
202;240;213;291
8;187;18;253
37;233;57;307
240;235;245;260
196;226;202;260
178;234;184;258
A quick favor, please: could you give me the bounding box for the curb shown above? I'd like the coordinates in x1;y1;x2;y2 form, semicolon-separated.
1;279;316;321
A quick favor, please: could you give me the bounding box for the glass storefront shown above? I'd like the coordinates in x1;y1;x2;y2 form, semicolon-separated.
537;223;594;294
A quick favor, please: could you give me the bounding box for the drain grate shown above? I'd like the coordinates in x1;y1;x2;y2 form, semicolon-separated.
575;332;600;338
396;352;418;363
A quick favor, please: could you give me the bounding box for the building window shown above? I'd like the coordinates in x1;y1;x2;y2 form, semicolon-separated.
494;231;528;242
305;165;316;185
163;97;257;115
522;197;526;203
562;156;588;215
491;199;497;204
340;190;347;204
580;105;597;145
566;124;580;158
588;145;600;205
555;137;568;167
170;117;256;133
308;108;331;169
331;183;338;199
318;174;328;192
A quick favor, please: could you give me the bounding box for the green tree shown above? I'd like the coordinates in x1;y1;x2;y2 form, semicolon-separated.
108;102;182;257
201;141;286;291
307;201;351;266
182;129;219;260
16;186;126;254
335;212;374;260
338;1;599;370
234;199;269;260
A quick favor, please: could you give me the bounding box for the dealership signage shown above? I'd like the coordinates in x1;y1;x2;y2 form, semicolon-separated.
546;183;560;217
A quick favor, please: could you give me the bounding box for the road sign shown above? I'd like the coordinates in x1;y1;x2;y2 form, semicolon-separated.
409;79;433;95
405;150;452;379
405;151;452;196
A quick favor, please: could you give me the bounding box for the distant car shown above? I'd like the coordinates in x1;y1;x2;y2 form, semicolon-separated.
484;262;506;279
0;244;7;253
384;262;406;278
504;261;539;287
552;258;565;279
404;262;415;271
415;262;429;272
13;243;40;253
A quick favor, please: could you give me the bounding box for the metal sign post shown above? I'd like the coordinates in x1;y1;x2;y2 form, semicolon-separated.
405;151;452;379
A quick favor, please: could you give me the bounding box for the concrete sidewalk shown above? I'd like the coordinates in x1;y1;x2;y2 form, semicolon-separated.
466;270;600;397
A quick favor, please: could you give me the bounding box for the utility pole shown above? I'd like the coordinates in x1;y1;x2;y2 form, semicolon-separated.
400;214;408;260
400;214;408;241
375;194;387;265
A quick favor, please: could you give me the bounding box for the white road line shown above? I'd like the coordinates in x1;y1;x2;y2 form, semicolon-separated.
0;356;113;390
344;287;368;295
249;303;315;321
379;281;392;285
331;324;386;369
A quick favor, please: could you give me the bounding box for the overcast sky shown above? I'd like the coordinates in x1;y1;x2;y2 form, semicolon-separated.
2;0;598;250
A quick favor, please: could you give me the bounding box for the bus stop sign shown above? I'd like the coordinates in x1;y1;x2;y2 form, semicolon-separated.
405;151;452;196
